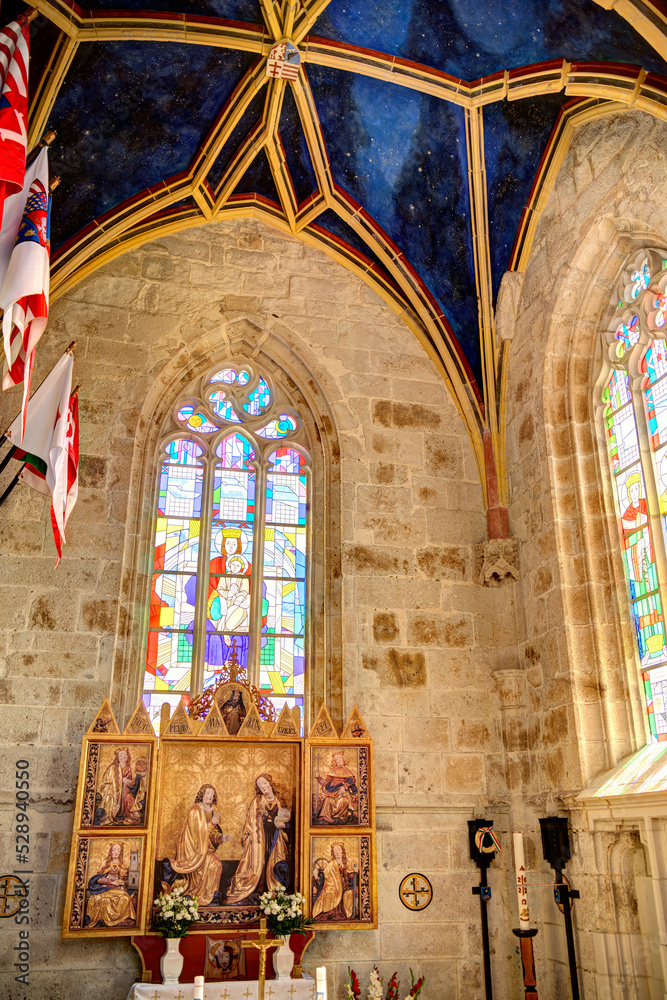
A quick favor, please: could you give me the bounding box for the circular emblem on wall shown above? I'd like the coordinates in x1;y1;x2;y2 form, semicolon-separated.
0;875;28;918
399;873;433;911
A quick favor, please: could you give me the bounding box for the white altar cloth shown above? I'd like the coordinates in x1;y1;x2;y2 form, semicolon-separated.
127;980;315;1000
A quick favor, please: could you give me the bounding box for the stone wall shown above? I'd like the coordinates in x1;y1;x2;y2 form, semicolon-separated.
0;218;519;1000
504;109;667;998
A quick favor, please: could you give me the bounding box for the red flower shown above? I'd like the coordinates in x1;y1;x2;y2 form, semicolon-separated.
386;972;400;1000
409;975;425;998
348;967;361;1000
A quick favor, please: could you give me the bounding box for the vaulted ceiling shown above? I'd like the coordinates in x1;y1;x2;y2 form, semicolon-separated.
11;0;667;495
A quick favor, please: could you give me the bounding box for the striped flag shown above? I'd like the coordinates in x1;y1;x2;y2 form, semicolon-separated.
0;147;50;439
5;350;79;565
0;14;30;222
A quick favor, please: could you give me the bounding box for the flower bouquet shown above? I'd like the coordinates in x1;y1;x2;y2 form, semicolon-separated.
346;966;425;1000
153;886;199;937
259;887;312;935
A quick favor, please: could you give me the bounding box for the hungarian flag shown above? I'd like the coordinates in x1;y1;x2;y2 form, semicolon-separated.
0;14;30;222
5;350;79;565
0;146;50;438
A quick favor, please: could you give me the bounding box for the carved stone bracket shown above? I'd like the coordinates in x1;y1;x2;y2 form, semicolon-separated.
476;537;519;586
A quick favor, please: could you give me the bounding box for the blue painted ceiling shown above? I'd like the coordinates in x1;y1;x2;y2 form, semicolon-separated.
11;0;667;394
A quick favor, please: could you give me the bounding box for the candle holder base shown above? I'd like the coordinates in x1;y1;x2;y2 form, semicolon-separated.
512;927;539;1000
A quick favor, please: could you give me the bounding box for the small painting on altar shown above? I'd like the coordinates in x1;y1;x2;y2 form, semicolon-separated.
64;835;145;936
310;835;372;927
203;936;247;980
309;745;369;827
153;740;300;926
213;682;251;736
80;741;152;828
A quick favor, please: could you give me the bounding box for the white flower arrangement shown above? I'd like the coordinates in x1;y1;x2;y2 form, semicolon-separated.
258;887;312;935
153;886;199;938
367;967;383;1000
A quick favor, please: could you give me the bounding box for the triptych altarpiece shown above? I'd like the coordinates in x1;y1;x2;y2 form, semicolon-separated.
62;672;376;943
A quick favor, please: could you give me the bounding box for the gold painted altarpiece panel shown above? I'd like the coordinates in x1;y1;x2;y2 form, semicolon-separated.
62;687;376;940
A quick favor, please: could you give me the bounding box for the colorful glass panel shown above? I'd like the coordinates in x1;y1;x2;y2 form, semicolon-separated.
145;629;193;689
206;575;251;634
151;573;197;632
210;368;250;385
153;518;200;573
263;526;306;577
631;258;650;299
210;522;253;569
266;473;307;525
645;379;667;452
654;293;667;329
212;469;255;522
268;448;306;473
243;377;271;415
262;578;306;635
603;369;632;411
208;392;243;423
216;434;255;469
605;397;640;477
614;316;639;358
176;404;219;433
644;667;667;740
158;460;203;518
256;414;298;439
259;636;305;696
203;632;250;678
631;590;666;667
165;439;204;462
644;339;667;385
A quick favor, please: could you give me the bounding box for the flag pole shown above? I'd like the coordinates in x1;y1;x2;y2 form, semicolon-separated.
0;463;25;508
0;444;16;474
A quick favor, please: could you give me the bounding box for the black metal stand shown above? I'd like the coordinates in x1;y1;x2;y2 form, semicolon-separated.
539;817;580;1000
469;818;497;1000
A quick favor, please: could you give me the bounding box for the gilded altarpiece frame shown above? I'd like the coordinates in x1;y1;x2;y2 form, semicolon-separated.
63;695;376;939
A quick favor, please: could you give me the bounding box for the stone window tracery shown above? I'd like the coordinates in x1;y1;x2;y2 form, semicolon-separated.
599;249;667;741
143;362;310;732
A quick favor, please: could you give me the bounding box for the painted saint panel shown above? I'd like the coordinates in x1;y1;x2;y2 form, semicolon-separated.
310;835;371;926
310;746;369;828
80;742;152;829
66;836;145;935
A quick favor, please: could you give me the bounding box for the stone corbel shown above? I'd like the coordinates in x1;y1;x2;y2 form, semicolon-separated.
476;537;519;586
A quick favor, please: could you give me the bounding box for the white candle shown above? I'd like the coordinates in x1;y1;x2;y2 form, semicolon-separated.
513;832;530;928
316;965;327;1000
193;974;204;1000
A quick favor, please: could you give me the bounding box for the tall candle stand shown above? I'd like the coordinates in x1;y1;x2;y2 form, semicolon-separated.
512;832;539;1000
539;816;580;1000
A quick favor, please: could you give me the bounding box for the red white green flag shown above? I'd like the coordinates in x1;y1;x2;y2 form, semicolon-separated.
5;350;79;564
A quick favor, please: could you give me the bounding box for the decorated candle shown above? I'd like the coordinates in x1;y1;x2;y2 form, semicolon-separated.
194;975;204;1000
316;965;328;1000
513;832;530;928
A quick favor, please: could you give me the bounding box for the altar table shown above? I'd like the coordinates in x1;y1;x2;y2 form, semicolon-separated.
127;980;315;1000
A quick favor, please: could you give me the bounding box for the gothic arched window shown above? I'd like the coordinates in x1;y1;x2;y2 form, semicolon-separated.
599;249;667;741
143;362;310;731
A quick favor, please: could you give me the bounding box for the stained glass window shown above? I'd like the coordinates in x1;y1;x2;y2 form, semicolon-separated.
600;249;667;741
144;365;309;732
